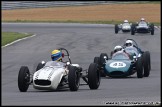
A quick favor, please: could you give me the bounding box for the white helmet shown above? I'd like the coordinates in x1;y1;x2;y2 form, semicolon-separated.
124;20;128;23
141;18;145;21
125;40;133;47
114;45;123;53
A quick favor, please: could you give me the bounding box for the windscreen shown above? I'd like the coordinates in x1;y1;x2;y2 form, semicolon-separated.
45;61;65;67
112;53;129;60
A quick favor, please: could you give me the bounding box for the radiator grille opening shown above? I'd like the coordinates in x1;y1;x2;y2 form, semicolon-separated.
34;80;51;86
110;71;125;76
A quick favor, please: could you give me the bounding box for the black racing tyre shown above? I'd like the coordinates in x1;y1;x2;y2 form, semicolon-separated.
131;24;135;35
149;52;151;70
100;53;108;66
143;51;151;77
136;57;143;78
100;70;106;77
94;57;105;77
18;66;30;92
94;57;100;65
115;24;119;34
68;66;80;91
36;62;45;71
110;51;114;57
150;24;154;35
88;63;100;89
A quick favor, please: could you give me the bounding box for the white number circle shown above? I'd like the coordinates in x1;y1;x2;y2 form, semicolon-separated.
109;62;126;68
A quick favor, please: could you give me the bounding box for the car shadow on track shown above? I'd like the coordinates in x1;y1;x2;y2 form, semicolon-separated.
26;85;95;92
27;89;69;92
101;76;137;79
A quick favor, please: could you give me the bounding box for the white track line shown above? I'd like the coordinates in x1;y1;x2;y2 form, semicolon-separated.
2;34;36;48
155;26;161;30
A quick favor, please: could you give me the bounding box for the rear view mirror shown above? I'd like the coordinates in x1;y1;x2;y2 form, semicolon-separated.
133;56;137;59
133;56;137;62
66;62;70;65
41;61;45;64
104;56;107;59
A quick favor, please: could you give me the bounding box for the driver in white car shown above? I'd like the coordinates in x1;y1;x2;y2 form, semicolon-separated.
51;49;63;62
51;49;68;84
51;49;70;65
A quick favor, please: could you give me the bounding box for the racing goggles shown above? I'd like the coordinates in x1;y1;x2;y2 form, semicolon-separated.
126;43;132;47
114;48;122;53
51;53;62;61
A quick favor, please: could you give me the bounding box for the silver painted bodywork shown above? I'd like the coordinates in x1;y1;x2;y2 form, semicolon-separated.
121;23;131;30
33;61;79;90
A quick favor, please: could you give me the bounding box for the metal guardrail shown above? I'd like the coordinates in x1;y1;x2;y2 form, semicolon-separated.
1;1;111;10
2;1;150;10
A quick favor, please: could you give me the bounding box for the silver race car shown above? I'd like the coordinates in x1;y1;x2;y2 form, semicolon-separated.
115;20;131;34
18;48;100;92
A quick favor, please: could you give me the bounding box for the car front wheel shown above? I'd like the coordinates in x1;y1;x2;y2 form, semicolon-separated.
136;57;143;78
18;66;30;92
68;66;80;91
88;63;100;89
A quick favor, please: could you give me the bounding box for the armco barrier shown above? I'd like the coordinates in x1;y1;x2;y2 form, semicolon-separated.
2;1;110;10
2;1;142;10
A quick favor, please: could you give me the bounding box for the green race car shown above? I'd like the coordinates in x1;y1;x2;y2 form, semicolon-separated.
93;39;151;78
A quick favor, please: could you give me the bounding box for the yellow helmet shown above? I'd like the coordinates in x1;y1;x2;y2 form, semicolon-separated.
51;50;62;61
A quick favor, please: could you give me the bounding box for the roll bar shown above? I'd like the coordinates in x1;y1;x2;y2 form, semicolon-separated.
57;48;72;64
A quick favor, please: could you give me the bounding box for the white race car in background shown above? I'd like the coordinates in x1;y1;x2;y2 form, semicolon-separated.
115;20;132;34
18;48;100;92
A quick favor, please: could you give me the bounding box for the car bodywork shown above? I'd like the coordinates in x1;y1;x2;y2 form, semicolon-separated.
131;22;154;35
104;52;136;77
18;48;100;92
93;39;151;78
115;23;131;34
33;61;69;90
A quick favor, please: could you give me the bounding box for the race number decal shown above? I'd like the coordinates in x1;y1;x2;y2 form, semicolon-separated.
109;62;126;68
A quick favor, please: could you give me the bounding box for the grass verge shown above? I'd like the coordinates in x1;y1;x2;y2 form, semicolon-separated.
2;20;161;26
2;32;33;46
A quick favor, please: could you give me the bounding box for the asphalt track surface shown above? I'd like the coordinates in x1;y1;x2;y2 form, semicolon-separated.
2;23;161;106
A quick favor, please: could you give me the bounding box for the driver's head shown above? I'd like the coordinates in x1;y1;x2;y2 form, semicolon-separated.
125;40;133;47
114;45;123;53
51;49;62;61
124;20;128;23
140;18;145;21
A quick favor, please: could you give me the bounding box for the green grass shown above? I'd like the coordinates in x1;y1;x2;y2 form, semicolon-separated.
2;20;161;26
2;32;33;46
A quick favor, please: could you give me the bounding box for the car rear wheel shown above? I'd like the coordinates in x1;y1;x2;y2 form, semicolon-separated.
18;66;30;92
94;57;100;65
94;56;105;77
110;51;114;57
136;57;143;78
115;24;119;34
131;24;135;35
143;51;151;77
68;66;80;91
88;63;100;89
100;53;108;66
36;62;45;71
150;24;154;35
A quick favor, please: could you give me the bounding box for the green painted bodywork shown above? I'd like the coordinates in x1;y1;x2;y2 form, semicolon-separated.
104;59;132;73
